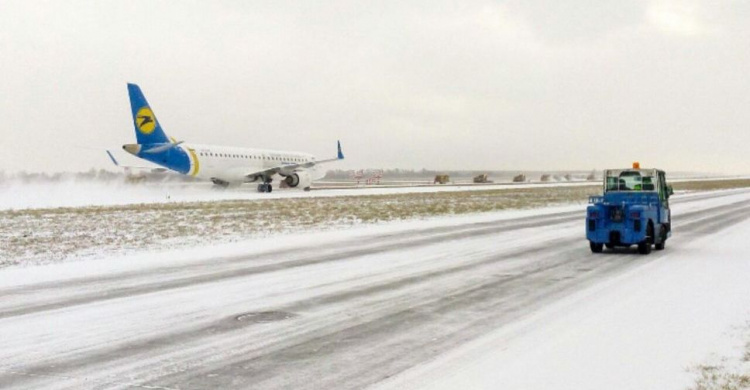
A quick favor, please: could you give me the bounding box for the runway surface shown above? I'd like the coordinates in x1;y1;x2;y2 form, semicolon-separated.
1;189;749;389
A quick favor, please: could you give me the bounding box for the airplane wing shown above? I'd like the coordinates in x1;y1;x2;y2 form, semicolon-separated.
243;141;344;181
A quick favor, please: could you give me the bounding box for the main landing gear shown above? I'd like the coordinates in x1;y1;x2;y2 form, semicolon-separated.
257;183;273;193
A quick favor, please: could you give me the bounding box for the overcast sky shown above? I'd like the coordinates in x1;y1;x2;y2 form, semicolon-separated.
1;0;749;174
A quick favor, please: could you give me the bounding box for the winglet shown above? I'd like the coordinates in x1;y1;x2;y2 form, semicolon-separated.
337;140;345;160
106;150;119;166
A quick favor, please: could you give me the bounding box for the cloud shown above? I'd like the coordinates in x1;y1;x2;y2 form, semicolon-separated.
0;1;749;175
646;0;715;36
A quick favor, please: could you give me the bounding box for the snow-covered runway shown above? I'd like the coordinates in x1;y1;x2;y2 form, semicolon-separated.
0;189;749;389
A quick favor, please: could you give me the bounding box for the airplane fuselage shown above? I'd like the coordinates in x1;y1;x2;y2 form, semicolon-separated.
124;143;326;185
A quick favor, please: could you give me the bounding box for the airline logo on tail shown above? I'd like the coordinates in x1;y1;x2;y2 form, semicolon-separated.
135;107;157;134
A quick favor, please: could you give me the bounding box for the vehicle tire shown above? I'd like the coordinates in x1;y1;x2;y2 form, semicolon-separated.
655;224;666;250
638;224;654;254
590;242;603;253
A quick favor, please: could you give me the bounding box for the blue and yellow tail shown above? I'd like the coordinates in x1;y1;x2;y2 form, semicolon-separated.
127;83;170;145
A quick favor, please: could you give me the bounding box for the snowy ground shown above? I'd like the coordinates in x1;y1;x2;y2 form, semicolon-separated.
0;184;604;267
3;179;749;268
0;178;600;210
377;196;750;390
0;188;748;389
2;176;747;211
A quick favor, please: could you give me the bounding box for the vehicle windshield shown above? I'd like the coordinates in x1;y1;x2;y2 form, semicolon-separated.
605;169;657;192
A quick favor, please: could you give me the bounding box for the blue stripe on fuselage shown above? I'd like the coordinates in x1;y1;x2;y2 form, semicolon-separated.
137;145;191;174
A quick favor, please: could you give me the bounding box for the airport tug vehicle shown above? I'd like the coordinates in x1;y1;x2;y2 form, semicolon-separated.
586;163;673;254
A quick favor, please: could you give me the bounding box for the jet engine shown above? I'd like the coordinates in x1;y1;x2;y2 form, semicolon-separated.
284;171;312;190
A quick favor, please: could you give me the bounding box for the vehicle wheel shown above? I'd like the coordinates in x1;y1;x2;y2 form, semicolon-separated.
590;242;603;253
638;223;654;255
655;224;666;250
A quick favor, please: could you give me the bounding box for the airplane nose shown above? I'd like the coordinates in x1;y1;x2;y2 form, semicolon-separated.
123;144;141;155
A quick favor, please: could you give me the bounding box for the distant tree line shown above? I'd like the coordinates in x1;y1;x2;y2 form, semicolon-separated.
323;168;534;180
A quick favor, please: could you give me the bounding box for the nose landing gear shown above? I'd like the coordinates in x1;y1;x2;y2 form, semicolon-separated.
256;177;274;193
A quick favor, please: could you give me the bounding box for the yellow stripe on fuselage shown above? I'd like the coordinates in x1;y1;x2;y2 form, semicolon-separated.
187;148;200;177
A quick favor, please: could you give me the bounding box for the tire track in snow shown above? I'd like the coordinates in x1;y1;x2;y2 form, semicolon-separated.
165;203;750;389
2;194;747;321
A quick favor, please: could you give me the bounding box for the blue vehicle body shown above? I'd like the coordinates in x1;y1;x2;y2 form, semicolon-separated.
586;168;672;254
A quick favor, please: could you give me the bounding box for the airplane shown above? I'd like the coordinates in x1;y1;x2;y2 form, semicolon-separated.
121;83;344;192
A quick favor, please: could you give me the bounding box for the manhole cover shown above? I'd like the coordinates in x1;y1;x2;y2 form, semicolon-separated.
236;311;297;323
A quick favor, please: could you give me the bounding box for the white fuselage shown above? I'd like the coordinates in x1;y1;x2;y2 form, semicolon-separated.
179;143;325;183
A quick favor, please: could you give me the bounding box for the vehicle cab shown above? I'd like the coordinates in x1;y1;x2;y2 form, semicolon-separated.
586;163;673;254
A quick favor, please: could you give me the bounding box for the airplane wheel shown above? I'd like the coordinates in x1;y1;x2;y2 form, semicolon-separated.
257;184;265;193
267;184;273;193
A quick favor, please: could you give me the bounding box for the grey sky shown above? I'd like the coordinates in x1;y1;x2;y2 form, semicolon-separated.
1;0;749;174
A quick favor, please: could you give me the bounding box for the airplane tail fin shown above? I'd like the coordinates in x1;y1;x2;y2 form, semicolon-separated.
337;140;344;160
127;83;170;145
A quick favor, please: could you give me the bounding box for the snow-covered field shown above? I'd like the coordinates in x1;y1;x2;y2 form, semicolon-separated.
0;178;601;210
3;179;749;268
0;188;748;389
1;184;604;267
2;176;747;211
